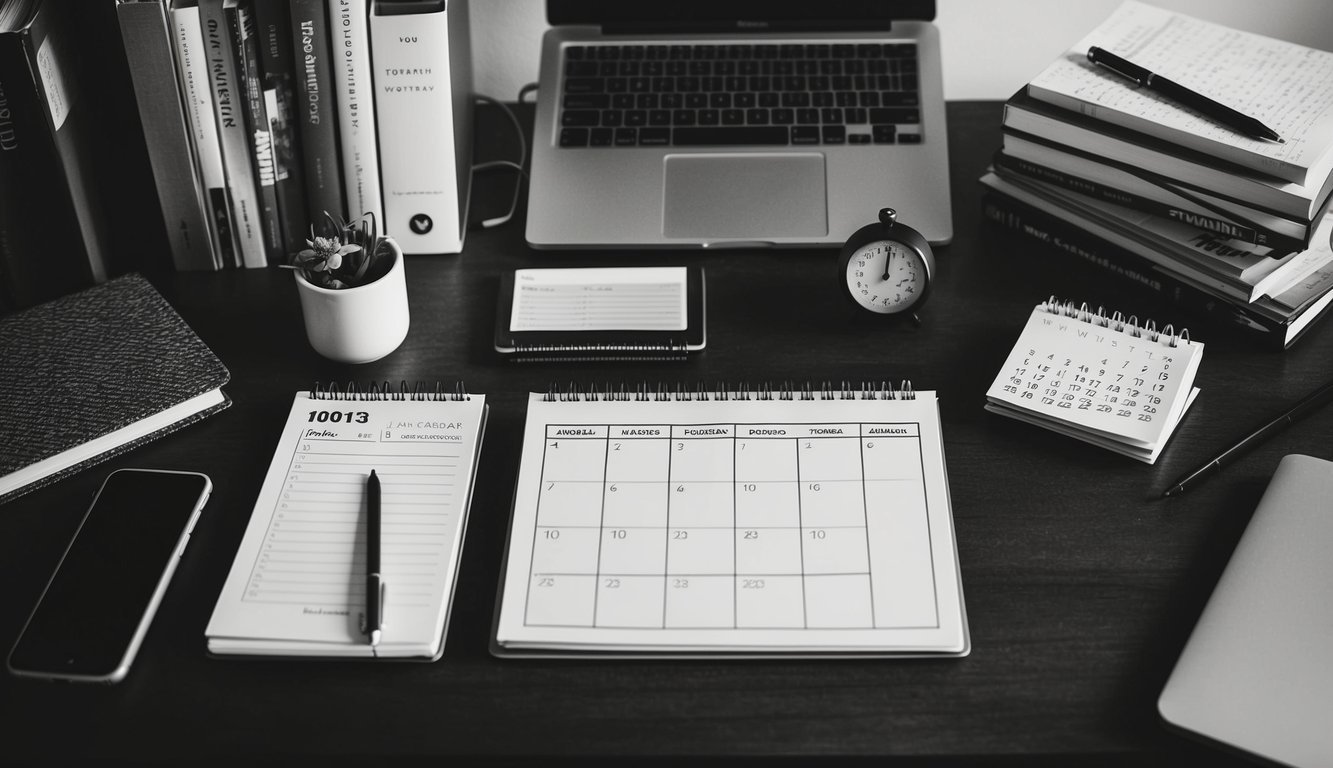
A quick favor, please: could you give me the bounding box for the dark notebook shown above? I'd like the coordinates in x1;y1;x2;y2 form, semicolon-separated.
0;274;231;504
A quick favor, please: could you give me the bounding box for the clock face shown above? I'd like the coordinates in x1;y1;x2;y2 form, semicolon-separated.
844;240;929;314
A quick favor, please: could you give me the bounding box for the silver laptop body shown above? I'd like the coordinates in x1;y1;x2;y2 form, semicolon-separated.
526;4;953;249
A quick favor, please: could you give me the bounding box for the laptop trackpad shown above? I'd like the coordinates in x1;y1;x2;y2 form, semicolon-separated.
663;153;828;240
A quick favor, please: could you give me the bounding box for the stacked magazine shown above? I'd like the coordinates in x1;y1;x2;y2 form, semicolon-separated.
981;1;1333;349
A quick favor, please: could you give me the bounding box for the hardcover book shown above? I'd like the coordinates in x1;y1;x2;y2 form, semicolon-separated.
199;0;267;268
289;0;345;230
250;0;308;257
0;274;231;504
171;0;237;269
0;0;113;309
1026;1;1333;187
328;0;382;225
116;0;218;272
369;0;472;254
226;0;283;264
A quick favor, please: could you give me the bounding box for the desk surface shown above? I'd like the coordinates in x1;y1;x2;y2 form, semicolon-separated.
3;102;1330;766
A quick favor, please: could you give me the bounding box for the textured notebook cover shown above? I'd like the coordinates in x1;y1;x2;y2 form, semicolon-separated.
0;274;231;504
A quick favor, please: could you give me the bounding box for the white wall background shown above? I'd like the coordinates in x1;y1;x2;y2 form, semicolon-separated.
467;0;1333;102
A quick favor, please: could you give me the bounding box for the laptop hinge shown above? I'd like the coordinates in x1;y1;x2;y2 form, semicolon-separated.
602;20;894;35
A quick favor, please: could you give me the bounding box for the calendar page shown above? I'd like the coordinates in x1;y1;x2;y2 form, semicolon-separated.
494;390;969;657
985;302;1204;463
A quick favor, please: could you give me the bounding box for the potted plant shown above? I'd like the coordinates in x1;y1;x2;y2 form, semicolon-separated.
286;212;409;364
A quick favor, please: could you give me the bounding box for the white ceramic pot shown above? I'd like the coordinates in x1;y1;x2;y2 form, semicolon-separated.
294;239;410;364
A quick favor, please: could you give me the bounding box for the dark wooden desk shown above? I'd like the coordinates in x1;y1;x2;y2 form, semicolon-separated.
3;102;1330;765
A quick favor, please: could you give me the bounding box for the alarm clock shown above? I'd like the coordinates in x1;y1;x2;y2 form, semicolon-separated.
838;208;936;320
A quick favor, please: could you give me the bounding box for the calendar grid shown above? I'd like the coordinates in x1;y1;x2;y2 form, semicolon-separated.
523;421;940;632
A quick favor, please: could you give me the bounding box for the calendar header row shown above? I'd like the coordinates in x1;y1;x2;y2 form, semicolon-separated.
544;423;923;439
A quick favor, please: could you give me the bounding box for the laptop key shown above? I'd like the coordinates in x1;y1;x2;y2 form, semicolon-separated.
673;127;789;146
870;107;920;124
565;76;606;95
638;128;670;146
589;128;613;146
792;126;820;145
564;94;610;110
822;126;846;144
559;128;590;147
562;110;600;127
872;125;896;143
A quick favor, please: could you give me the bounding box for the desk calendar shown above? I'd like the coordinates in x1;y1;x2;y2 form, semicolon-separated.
985;299;1204;463
493;386;969;657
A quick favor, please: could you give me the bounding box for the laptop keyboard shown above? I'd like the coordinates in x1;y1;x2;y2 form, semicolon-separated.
557;42;922;148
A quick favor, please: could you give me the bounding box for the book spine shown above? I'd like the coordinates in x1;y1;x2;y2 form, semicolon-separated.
228;0;284;264
250;0;308;258
22;5;112;285
0;8;106;310
172;2;237;269
200;0;267;268
993;151;1306;254
981;192;1290;349
370;0;471;254
117;0;217;271
0;27;64;308
328;0;382;224
289;0;346;231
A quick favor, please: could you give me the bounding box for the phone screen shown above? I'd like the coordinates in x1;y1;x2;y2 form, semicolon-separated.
8;469;210;682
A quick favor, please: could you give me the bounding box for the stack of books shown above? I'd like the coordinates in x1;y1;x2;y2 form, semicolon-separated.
981;1;1333;349
112;0;471;273
1;0;471;310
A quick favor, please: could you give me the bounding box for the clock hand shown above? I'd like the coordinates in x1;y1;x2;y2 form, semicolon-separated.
881;251;893;281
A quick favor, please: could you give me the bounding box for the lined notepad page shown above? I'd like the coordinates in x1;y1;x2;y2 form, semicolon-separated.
206;392;486;658
509;267;688;332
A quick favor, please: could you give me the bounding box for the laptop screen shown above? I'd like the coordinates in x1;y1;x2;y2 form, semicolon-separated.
547;1;936;27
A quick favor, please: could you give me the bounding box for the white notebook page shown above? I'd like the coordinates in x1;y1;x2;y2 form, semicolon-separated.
1027;1;1333;182
509;267;688;332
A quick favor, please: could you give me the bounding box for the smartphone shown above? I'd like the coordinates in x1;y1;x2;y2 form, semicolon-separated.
7;469;211;683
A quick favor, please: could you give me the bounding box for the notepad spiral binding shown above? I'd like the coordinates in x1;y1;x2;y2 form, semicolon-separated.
311;381;472;401
544;380;915;402
1040;296;1191;347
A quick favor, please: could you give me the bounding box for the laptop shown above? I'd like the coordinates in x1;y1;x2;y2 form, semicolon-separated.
525;0;954;249
1158;454;1333;767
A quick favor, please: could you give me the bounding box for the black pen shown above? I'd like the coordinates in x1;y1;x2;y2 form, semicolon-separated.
366;469;384;646
1087;46;1283;143
1161;379;1333;497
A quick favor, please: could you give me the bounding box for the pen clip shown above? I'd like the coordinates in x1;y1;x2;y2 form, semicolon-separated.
1087;46;1148;86
376;581;387;628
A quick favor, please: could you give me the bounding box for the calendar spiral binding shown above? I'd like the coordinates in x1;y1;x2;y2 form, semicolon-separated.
508;341;689;363
1039;296;1191;348
543;380;916;402
311;381;471;401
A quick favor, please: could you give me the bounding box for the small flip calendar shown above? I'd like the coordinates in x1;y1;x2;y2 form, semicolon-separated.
493;384;969;657
985;298;1204;464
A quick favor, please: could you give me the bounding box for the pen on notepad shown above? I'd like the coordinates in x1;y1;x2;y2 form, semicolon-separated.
1161;379;1333;498
365;469;384;646
1086;46;1284;143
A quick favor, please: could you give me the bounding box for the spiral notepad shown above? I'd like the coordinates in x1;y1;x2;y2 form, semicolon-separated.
493;382;969;657
985;298;1204;464
206;382;487;659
